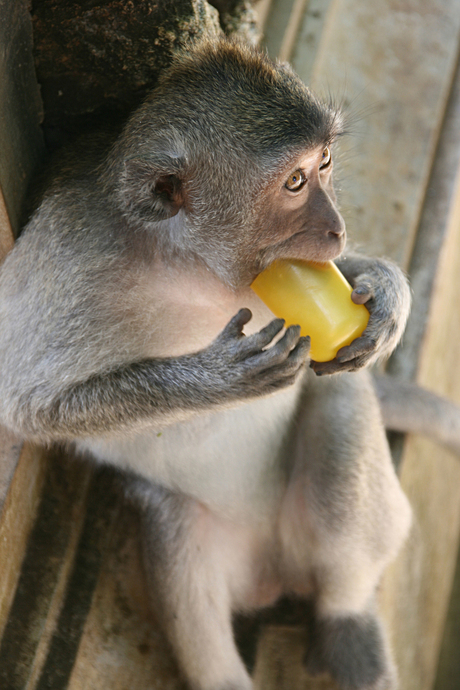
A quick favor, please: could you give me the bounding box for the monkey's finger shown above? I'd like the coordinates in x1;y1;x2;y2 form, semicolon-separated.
220;308;253;339
351;285;373;305
310;359;345;376
311;351;370;375
286;335;311;364
262;325;302;362
258;335;310;376
256;371;302;393
245;326;302;371
248;338;310;390
336;336;375;362
239;318;286;355
266;335;310;371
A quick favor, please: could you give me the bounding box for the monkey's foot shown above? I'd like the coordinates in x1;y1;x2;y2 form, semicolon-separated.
303;613;397;690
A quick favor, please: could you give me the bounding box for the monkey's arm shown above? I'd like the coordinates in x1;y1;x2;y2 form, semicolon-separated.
311;254;411;375
1;309;309;442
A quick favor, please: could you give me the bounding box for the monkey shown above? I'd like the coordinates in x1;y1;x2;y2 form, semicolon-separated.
0;37;414;690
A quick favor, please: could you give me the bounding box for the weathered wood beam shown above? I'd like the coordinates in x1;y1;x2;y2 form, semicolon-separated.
308;0;460;268
380;57;460;689
0;0;44;236
0;0;48;652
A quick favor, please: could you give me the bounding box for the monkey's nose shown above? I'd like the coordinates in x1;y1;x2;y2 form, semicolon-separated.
328;216;345;238
309;187;346;239
327;212;346;239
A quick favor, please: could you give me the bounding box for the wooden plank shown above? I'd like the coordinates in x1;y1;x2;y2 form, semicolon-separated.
262;0;306;60
0;427;22;513
0;452;92;689
0;0;48;658
0;445;48;642
385;51;460;470
380;151;460;690
290;0;334;85
65;482;182;690
0;188;14;264
388;53;460;381
253;0;274;35
308;0;460;267
254;626;330;690
434;532;460;689
380;439;460;690
379;50;460;690
0;0;44;236
277;0;310;62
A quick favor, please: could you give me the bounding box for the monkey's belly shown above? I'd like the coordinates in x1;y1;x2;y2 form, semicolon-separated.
77;380;304;519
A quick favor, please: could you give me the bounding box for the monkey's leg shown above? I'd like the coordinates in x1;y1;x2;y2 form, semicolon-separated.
279;371;411;690
137;482;254;690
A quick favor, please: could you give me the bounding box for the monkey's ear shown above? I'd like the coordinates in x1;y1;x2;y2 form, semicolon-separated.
119;153;186;223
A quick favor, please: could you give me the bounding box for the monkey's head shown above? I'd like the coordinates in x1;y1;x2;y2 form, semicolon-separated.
107;37;346;288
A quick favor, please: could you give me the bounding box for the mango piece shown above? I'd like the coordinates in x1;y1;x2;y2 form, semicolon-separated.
251;260;369;362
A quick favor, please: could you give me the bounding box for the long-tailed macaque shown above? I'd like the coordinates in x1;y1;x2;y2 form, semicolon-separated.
0;37;414;689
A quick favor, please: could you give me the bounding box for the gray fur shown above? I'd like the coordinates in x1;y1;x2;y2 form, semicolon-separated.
0;37;412;689
375;374;460;455
305;609;396;689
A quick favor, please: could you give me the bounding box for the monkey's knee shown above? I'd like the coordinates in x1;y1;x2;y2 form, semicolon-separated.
304;612;396;690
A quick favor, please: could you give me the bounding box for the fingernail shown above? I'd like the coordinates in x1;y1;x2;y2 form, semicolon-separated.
354;287;367;295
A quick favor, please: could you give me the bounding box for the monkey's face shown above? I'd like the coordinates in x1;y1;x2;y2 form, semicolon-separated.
114;138;345;290
239;143;346;284
124;142;347;290
161;137;347;289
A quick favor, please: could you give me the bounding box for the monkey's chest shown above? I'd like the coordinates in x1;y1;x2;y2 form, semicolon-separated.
78;382;303;519
129;259;277;358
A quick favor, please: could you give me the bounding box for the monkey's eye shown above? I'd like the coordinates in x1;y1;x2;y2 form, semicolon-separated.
285;169;306;191
319;146;332;169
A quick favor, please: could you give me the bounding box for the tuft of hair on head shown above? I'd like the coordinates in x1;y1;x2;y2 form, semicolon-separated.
142;36;343;158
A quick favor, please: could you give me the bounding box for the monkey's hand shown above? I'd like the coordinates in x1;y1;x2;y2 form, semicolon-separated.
311;256;411;375
198;308;311;399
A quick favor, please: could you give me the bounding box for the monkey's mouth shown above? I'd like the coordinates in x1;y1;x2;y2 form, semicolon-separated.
258;229;346;270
